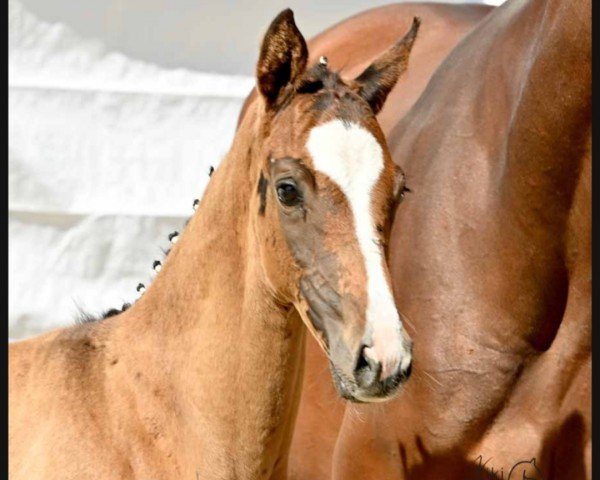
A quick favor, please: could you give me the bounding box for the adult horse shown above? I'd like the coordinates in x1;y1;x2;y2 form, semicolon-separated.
329;0;590;478
9;9;420;480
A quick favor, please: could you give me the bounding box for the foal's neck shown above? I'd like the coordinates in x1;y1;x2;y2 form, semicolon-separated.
110;107;306;478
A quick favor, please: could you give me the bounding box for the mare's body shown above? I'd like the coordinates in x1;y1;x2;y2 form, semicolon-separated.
285;0;591;478
380;0;591;476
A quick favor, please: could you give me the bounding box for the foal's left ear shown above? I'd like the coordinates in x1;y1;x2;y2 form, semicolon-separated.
353;17;421;114
257;9;308;107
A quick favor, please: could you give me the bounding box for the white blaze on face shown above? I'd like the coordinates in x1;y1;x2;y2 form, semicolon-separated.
306;119;410;380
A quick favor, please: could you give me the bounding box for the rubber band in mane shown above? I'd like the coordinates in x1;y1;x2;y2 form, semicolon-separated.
78;165;215;323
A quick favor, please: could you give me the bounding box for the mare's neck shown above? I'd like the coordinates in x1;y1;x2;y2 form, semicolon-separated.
112;106;306;478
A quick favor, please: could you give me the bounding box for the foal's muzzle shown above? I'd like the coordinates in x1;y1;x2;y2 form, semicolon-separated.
352;340;412;401
331;335;413;403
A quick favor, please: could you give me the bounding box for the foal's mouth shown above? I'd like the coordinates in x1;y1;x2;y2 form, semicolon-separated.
329;360;411;403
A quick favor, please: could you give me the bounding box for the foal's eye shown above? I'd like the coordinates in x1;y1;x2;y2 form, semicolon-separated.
276;181;301;206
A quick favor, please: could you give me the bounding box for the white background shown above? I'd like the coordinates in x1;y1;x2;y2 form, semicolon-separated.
9;0;502;340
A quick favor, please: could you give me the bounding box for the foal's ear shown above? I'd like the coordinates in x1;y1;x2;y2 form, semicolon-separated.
256;9;308;107
353;17;421;114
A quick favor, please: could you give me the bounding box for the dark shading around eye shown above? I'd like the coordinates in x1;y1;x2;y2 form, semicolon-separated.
258;171;269;215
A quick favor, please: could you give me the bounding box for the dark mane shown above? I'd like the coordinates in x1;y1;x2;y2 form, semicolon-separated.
76;303;132;324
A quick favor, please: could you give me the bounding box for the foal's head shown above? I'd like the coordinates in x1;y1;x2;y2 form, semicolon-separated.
248;9;419;402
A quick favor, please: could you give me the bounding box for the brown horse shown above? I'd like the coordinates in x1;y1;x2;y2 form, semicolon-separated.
285;0;591;478
9;9;420;480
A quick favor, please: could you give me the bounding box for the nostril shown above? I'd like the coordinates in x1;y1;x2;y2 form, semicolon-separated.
354;345;381;388
402;361;412;380
355;346;370;372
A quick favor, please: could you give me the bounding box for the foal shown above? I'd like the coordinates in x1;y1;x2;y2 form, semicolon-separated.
9;10;419;479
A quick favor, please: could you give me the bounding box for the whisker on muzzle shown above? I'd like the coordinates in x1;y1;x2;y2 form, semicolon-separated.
397;309;417;333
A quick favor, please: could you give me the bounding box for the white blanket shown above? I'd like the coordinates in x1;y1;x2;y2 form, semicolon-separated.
9;0;254;339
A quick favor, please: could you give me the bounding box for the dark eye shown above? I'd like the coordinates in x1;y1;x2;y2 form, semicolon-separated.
277;181;301;206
